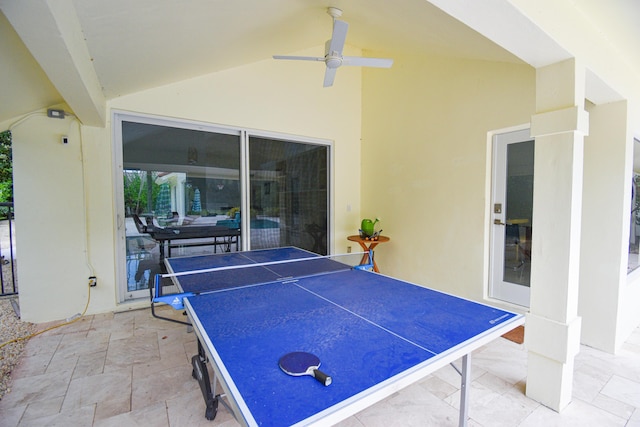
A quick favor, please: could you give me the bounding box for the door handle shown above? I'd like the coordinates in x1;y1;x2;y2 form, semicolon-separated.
494;219;506;225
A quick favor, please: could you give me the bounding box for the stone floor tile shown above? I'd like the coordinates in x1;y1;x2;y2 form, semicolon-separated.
20;396;64;422
0;404;26;427
20;333;62;359
475;370;519;395
472;339;528;385
94;393;131;422
573;364;612;403
432;360;483;389
93;401;169;427
131;362;194;411
11;352;54;378
156;327;193;364
1;368;73;407
418;374;458;400
54;330;110;359
61;370;132;413
446;378;501;412
334;416;366;427
349;381;459;427
591;393;637;421
46;356;79;378
601;375;640;408
104;332;159;368
38;316;94;338
519;398;626;427
108;311;135;341
466;385;539;427
133;348;190;378
18;403;95;427
623;327;640;348
627;408;640;427
167;388;239;427
71;350;107;379
89;312;115;330
133;308;184;336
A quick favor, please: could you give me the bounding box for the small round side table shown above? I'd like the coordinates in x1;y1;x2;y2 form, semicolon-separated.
347;235;390;273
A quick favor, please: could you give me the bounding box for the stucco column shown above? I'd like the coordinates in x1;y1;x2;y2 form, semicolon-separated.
525;58;588;411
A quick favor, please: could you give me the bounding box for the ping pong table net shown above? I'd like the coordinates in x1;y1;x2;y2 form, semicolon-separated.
152;251;374;314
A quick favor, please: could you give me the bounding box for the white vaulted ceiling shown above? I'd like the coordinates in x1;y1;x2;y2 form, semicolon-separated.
1;0;639;126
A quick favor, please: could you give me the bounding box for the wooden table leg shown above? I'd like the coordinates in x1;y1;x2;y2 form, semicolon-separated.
357;241;381;272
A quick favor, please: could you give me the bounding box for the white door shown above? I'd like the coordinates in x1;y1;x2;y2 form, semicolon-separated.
489;129;534;307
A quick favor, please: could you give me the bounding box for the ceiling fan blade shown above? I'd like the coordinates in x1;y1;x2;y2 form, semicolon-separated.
273;7;394;88
323;68;337;87
342;57;394;68
327;19;348;56
273;55;325;62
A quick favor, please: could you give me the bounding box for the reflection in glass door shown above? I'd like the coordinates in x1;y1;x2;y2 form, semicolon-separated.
248;136;329;254
115;113;332;301
118;118;241;300
490;129;534;307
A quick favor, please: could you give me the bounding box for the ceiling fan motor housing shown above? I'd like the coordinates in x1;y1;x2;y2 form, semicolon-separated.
325;56;343;69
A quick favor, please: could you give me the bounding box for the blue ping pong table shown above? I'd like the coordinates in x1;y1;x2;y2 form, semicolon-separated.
157;247;524;426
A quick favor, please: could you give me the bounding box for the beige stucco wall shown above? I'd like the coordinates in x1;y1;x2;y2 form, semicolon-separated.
360;53;536;302
510;0;640;104
8;46;365;322
580;100;628;352
7;106;116;321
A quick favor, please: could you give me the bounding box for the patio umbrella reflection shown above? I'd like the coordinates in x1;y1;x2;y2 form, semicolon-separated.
192;188;202;213
155;183;171;218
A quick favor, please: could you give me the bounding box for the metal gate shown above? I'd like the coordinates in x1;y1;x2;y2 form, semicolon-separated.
0;203;16;296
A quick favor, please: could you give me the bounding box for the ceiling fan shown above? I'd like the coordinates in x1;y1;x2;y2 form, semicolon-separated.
273;7;394;87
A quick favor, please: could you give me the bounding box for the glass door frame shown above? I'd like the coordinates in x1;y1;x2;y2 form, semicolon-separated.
113;111;333;302
489;127;533;307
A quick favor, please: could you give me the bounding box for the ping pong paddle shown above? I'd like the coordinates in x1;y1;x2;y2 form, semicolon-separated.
279;352;332;386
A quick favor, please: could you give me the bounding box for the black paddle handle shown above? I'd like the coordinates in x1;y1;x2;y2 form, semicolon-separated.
313;369;332;386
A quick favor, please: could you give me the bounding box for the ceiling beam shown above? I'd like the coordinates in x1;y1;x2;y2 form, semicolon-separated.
0;0;106;127
426;0;571;68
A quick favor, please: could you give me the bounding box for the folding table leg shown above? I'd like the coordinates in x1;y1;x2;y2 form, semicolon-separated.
191;340;218;420
458;354;471;427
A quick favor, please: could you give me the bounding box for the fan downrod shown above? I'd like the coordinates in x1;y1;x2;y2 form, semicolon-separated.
327;7;342;19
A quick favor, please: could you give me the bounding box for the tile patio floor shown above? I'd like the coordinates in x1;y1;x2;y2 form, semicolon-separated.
1;306;639;426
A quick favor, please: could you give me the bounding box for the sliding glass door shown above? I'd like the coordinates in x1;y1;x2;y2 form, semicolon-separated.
248;136;329;253
114;113;330;301
118;119;241;299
